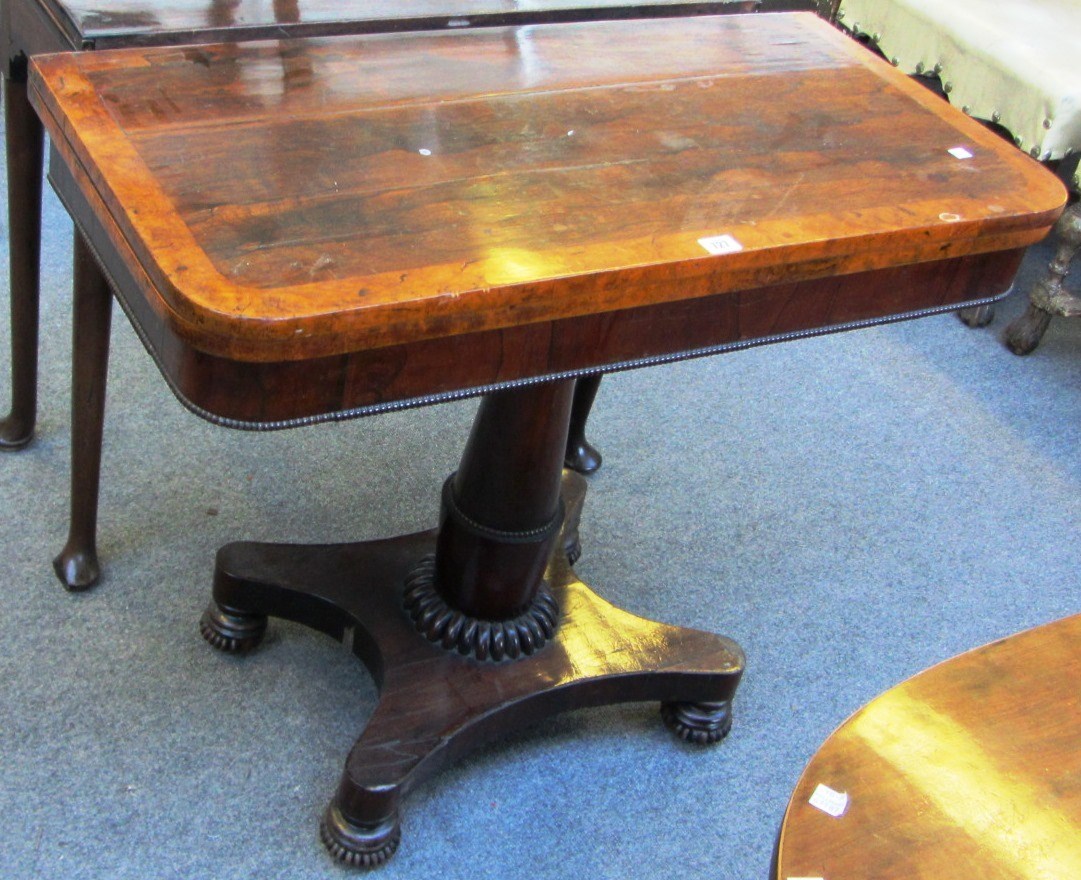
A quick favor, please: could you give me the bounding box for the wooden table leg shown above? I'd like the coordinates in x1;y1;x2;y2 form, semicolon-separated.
564;374;604;475
1004;200;1081;355
201;380;744;867
0;61;44;450
53;232;112;590
956;303;994;328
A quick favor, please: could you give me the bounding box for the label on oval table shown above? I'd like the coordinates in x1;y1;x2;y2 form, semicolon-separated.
808;783;848;817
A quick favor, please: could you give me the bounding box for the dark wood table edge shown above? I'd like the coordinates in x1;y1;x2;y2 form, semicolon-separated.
81;206;1020;434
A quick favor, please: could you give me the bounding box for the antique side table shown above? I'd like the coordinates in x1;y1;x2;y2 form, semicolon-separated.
774;613;1081;879
29;13;1064;867
2;0;758;595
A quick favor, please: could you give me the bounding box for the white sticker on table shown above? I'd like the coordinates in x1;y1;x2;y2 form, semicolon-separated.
698;234;743;255
948;146;974;159
808;783;848;817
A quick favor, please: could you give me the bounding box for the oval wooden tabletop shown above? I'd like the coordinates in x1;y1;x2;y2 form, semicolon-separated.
30;14;1065;363
775;614;1081;880
36;0;755;46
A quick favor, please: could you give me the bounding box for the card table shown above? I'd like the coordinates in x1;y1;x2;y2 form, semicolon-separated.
28;12;1064;867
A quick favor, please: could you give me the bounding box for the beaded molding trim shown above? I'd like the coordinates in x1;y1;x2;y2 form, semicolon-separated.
441;474;565;544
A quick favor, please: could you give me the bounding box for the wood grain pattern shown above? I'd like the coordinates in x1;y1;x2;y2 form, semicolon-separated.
775;614;1081;880
30;14;1064;374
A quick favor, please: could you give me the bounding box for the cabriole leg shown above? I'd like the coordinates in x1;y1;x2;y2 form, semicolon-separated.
1;62;45;450
564;374;603;474
53;232;111;590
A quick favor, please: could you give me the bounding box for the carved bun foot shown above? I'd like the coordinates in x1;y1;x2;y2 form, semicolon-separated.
957;304;994;328
1004;303;1052;355
52;544;101;592
0;416;33;450
661;700;733;745
199;602;267;654
321;803;401;869
564;439;602;475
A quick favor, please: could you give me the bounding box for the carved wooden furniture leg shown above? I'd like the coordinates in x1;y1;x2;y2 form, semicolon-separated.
52;232;111;590
0;60;44;450
564;374;603;475
1005;200;1081;354
956;303;994;327
201;380;743;867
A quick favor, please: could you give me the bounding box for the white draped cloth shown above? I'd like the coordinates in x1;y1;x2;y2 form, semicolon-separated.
838;0;1081;185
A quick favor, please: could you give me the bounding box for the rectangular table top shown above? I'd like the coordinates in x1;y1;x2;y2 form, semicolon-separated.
30;13;1065;424
25;0;756;48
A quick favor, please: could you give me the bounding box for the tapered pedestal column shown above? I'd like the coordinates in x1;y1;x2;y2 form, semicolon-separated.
201;381;744;867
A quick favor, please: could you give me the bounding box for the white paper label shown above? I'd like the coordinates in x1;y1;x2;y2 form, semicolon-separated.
698;234;744;255
809;783;848;817
948;146;974;159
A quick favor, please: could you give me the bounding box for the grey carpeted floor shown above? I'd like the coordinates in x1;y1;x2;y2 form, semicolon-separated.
1;121;1078;878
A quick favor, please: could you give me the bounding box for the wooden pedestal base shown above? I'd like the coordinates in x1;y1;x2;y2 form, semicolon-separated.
202;473;743;867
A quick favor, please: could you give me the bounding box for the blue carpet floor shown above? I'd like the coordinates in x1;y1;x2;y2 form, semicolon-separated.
1;124;1079;878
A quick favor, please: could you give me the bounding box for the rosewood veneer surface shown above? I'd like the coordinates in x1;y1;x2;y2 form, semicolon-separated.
29;13;1064;426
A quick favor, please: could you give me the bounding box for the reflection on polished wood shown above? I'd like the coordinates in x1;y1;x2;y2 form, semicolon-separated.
775;614;1081;880
27;0;757;47
30;13;1066;868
